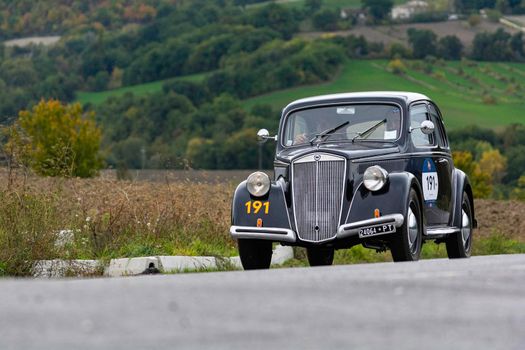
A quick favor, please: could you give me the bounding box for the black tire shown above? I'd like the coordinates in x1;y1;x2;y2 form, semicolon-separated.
238;239;272;270
446;191;473;259
390;189;423;262
306;247;335;266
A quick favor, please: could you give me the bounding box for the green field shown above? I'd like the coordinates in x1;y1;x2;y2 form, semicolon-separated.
76;72;207;105
243;59;525;129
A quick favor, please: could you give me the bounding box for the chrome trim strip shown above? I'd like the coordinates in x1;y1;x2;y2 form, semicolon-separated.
277;178;293;230
425;227;460;236
230;226;297;243
350;151;452;164
345;181;363;224
294;153;345;163
337;214;404;239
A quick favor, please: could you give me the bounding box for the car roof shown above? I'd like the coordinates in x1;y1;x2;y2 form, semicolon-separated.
283;91;431;111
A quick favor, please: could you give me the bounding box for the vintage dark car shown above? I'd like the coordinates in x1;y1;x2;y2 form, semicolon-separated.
230;92;476;269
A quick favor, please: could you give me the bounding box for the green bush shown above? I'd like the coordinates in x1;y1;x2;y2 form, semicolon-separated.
9;100;103;178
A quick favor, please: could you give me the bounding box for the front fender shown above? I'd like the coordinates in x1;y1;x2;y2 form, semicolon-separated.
231;180;292;229
344;172;424;225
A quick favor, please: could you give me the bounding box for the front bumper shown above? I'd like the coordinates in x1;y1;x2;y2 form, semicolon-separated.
230;214;404;243
230;226;297;243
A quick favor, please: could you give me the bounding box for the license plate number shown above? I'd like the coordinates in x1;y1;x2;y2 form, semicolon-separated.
359;223;396;238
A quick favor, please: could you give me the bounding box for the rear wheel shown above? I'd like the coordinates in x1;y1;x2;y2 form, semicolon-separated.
238;239;272;270
446;192;473;259
306;247;334;266
390;189;423;262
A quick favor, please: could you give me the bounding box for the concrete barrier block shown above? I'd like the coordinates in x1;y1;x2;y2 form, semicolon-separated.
158;256;217;273
33;259;101;278
271;245;294;266
105;257;161;277
228;256;243;269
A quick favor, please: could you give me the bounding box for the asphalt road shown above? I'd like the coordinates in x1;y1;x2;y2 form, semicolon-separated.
1;254;525;350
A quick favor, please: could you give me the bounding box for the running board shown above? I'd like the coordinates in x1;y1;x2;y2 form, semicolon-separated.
425;227;460;236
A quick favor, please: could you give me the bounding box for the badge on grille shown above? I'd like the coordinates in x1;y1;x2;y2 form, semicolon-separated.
314;154;321;161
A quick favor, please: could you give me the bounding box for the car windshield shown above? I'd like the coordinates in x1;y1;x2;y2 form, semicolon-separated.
283;104;402;146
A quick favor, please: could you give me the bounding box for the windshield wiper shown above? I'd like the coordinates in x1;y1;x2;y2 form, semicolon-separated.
309;121;350;145
352;119;387;142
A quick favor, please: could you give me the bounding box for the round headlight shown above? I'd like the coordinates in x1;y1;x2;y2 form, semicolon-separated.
247;171;271;197
363;166;388;191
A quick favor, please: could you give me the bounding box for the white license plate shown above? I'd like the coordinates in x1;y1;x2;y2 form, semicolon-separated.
358;223;396;238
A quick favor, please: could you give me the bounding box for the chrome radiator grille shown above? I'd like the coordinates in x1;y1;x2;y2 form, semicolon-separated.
292;153;346;242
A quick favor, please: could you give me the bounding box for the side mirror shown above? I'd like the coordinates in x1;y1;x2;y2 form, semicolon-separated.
420;120;435;135
257;128;277;144
410;120;435;135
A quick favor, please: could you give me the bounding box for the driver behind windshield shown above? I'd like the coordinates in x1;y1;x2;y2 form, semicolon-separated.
293;116;331;145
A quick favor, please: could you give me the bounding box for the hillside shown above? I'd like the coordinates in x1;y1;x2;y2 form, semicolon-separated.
243;59;525;129
77;72;208;105
0;0;176;39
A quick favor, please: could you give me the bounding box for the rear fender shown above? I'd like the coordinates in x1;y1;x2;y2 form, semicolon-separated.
451;169;477;228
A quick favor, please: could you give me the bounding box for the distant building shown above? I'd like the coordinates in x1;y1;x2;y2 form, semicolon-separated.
391;0;429;20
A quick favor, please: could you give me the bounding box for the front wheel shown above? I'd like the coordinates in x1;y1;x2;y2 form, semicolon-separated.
306;247;334;266
445;192;473;259
238;239;272;270
390;189;423;262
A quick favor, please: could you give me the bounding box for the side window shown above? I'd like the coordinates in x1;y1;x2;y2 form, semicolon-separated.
428;104;449;148
409;104;433;147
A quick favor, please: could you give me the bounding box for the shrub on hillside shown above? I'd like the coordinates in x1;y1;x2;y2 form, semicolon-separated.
387;58;407;74
482;94;497;104
468;14;481;27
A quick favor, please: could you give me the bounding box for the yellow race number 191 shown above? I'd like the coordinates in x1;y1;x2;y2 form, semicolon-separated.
245;200;270;214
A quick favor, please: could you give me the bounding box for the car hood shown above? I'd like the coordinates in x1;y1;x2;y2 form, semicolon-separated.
277;143;401;163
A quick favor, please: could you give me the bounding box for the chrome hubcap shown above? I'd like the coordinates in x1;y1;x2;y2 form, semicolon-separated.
461;209;471;249
407;206;418;252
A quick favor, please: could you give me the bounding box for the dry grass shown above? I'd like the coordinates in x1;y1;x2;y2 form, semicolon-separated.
0;171;235;275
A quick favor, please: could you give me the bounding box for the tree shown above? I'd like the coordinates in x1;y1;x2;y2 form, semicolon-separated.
11;100;103;177
361;0;394;22
471;29;513;61
438;35;464;60
455;0;497;13
407;28;438;59
511;176;525;201
504;145;525;184
479;149;507;184
312;9;339;31
305;0;323;14
510;32;524;58
248;4;299;39
453;151;492;198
